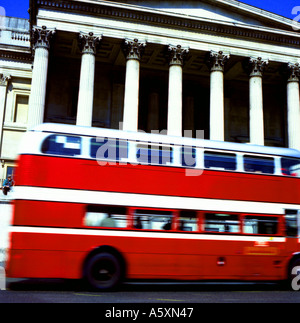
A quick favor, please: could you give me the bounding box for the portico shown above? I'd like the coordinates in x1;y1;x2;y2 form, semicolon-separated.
26;0;300;150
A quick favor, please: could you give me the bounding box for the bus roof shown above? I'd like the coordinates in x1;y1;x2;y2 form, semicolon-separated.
31;123;300;159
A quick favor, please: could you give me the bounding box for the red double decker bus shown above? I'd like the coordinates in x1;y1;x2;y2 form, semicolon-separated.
6;123;300;290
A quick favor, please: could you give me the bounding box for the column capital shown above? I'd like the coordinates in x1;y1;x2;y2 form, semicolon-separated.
32;25;55;50
123;38;146;61
248;57;268;77
167;44;189;66
207;51;230;72
287;62;300;82
78;31;102;55
0;74;11;87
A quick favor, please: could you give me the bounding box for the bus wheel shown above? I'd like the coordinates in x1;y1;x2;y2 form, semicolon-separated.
84;252;122;291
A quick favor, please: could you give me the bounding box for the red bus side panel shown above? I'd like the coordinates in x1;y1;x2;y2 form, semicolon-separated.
15;155;300;205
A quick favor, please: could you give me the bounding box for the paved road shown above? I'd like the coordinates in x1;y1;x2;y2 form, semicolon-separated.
1;279;300;303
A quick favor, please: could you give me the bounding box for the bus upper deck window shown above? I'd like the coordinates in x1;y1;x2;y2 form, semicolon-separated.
181;147;196;167
244;155;274;174
204;152;236;171
281;158;300;177
136;144;173;165
41;135;81;156
90;137;128;161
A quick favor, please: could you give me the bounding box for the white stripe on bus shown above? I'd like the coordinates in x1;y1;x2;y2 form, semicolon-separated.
12;186;300;215
10;226;286;243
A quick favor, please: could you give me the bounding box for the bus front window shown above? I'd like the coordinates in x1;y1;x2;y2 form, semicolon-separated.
285;210;299;237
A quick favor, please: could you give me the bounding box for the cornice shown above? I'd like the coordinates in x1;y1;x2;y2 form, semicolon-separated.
33;0;300;47
0;49;33;62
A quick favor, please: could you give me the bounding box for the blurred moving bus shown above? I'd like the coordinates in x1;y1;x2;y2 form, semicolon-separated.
6;123;300;290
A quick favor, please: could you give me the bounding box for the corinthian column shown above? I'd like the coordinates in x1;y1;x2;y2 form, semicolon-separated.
248;57;268;145
28;26;55;128
207;51;229;141
76;32;101;127
0;74;11;146
122;38;145;132
167;45;189;136
287;62;300;150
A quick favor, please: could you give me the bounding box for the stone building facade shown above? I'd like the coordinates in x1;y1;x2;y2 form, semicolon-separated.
1;0;300;182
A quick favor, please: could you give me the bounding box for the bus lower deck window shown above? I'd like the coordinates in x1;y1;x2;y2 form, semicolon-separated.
179;210;198;231
84;206;127;228
134;210;173;230
243;216;278;235
204;213;240;233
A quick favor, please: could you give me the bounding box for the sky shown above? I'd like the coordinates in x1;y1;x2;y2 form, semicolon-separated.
0;0;300;20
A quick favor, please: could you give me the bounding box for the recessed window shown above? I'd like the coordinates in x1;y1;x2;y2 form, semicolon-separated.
14;95;28;123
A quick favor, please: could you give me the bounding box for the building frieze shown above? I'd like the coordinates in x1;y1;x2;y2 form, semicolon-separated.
0;49;33;62
33;0;300;48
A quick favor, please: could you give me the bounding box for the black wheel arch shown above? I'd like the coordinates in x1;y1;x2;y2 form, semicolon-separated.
287;252;300;277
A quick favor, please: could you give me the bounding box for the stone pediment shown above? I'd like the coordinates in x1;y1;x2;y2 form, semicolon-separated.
110;0;294;31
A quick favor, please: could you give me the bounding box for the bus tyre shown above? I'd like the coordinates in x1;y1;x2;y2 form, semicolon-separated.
84;252;122;291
